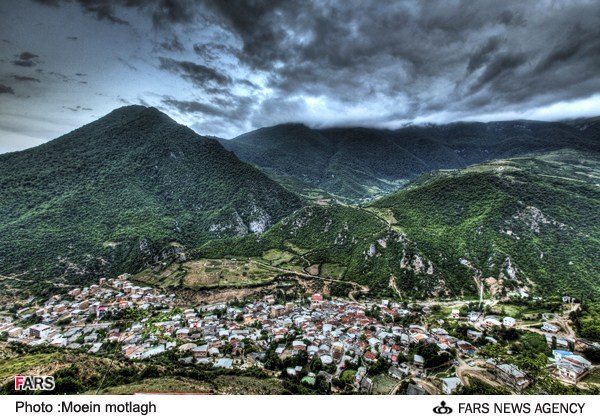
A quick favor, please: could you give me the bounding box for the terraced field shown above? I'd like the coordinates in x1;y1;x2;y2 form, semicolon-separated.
134;259;281;290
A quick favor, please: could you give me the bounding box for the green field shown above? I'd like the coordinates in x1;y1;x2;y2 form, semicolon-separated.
262;249;297;266
320;263;347;280
134;258;280;289
582;369;600;385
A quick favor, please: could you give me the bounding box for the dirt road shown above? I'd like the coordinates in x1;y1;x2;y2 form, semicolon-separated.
251;259;370;301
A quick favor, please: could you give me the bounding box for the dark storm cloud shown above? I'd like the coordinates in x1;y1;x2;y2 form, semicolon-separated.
193;0;600;122
159;57;232;87
535;23;600;74
193;43;238;62
62;105;92;111
32;0;60;5
12;75;41;82
0;84;15;94
24;0;600;132
467;37;502;74
202;0;291;70
162;91;255;134
77;0;129;24
32;0;197;27
158;36;185;52
150;0;195;27
13;52;40;67
33;0;131;24
162;98;228;118
163;92;253;118
469;52;529;94
496;10;524;26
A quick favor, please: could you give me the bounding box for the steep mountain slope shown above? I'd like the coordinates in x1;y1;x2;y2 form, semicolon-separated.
219;119;600;202
0;106;302;282
371;150;599;299
198;150;600;299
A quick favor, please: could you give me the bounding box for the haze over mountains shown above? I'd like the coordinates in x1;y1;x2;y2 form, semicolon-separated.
0;106;598;299
220;119;600;201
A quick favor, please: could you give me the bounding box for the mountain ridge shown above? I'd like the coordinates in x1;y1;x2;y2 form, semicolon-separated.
219;117;599;201
196;149;600;299
0;106;302;283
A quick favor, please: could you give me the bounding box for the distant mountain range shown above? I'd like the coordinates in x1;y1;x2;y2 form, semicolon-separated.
0;106;597;299
219;119;600;201
0;106;301;283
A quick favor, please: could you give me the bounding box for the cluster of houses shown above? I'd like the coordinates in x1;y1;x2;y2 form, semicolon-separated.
0;276;597;393
0;274;177;354
551;350;593;384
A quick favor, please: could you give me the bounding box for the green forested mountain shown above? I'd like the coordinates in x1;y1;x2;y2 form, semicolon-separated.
0;106;301;282
199;150;600;299
219;119;600;202
1;106;597;300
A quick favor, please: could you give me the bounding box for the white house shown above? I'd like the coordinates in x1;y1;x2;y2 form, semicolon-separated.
553;355;591;384
484;317;502;328
28;324;51;340
441;377;462;394
541;323;559;333
503;317;516;327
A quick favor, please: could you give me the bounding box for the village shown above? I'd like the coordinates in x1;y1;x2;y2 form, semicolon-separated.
0;274;598;395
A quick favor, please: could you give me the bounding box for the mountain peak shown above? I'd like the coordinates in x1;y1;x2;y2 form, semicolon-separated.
0;106;302;280
99;105;176;127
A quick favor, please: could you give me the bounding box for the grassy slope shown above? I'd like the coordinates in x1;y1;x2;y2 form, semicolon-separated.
0;343;285;395
93;376;286;395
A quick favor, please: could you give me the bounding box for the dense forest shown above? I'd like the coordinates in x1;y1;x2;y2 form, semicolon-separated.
0;106;301;282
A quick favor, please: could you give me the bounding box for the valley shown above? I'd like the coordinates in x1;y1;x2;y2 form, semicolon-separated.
0;106;598;396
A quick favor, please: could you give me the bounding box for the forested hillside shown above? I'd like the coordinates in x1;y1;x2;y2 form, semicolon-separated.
220;119;599;201
0;106;301;283
199;150;600;299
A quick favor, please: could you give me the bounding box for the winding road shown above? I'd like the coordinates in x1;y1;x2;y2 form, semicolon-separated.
251;259;369;301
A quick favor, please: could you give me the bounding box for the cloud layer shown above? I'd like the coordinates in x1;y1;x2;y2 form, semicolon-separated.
1;0;599;150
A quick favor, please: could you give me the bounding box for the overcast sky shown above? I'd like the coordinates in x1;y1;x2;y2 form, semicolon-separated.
1;0;599;153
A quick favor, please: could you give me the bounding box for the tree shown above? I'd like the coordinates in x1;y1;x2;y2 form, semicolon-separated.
264;349;281;370
478;344;506;362
310;357;323;373
582;347;600;364
369;358;388;375
515;352;547;383
513;332;550;357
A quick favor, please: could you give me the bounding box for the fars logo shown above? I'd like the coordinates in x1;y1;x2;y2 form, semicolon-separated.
15;376;55;391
